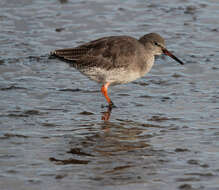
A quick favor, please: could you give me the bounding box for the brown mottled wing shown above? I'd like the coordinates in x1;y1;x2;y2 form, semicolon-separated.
51;36;139;70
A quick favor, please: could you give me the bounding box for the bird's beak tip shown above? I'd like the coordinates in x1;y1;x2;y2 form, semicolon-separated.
162;48;184;65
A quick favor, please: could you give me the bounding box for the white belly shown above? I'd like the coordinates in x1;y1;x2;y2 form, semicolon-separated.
81;67;142;85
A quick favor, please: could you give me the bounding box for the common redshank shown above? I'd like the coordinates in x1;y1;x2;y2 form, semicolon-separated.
51;33;184;107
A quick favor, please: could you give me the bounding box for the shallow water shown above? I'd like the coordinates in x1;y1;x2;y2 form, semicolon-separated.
0;0;219;189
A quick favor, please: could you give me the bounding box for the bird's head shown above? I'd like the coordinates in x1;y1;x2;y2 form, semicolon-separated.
139;33;184;65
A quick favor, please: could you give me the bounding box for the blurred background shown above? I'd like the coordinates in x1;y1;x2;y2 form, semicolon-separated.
0;0;219;190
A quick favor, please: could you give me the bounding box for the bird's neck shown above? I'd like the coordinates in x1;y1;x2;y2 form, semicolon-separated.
144;55;155;74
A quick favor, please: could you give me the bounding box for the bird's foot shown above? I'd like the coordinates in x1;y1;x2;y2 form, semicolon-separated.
101;101;116;109
109;101;116;108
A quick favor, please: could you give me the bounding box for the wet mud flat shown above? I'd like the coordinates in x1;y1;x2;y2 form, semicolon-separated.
0;0;219;190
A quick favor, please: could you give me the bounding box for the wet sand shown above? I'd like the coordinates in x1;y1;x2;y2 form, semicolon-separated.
0;0;219;189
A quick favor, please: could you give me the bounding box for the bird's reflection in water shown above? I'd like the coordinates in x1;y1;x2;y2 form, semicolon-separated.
101;105;113;121
49;119;166;186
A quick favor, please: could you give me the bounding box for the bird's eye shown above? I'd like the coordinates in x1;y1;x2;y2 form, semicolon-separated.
154;41;159;46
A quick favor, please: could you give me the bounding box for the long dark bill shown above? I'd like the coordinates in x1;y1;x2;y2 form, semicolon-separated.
162;48;184;65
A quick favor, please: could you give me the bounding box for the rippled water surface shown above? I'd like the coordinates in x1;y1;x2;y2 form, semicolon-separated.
0;0;219;189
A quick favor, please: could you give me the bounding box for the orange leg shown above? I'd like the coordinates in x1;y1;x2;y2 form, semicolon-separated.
101;83;114;107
